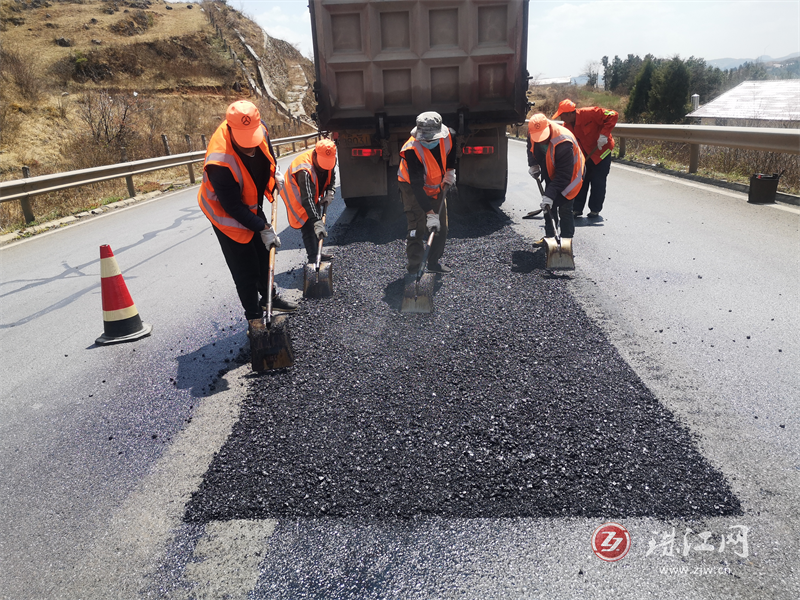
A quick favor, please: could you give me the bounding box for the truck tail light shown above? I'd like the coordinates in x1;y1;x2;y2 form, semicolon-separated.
462;146;495;155
351;148;383;157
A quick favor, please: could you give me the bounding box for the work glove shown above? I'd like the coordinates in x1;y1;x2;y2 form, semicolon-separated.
320;189;335;207
443;169;456;186
313;219;328;239
597;134;608;149
540;197;554;211
426;212;441;233
274;168;285;192
528;164;541;179
260;226;281;249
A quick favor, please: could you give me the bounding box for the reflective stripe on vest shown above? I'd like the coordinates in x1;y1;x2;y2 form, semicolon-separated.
197;121;276;243
397;134;452;198
280;149;332;229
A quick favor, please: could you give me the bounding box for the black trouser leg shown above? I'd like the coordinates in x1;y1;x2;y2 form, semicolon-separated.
400;182;448;273
544;197;574;238
572;178;589;215
301;220;318;262
587;154;611;213
213;225;268;321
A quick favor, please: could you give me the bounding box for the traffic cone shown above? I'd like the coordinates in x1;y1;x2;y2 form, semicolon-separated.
95;244;152;345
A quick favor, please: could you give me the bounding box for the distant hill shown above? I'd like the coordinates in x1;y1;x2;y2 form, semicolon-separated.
708;52;800;71
0;0;316;179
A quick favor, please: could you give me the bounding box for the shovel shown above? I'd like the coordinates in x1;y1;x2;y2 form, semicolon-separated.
250;197;295;372
535;177;575;271
303;205;333;298
401;184;449;314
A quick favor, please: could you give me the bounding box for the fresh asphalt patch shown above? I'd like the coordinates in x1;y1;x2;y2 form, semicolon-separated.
184;205;740;521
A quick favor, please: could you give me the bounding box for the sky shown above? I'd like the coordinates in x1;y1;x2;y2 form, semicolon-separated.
222;0;800;79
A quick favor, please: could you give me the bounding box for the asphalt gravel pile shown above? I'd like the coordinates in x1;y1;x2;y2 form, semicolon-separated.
185;205;741;522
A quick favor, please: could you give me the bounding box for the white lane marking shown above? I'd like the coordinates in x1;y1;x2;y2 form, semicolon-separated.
59;364;251;598
184;519;277;599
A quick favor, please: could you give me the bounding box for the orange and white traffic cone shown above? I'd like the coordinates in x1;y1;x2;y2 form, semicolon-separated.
95;244;152;345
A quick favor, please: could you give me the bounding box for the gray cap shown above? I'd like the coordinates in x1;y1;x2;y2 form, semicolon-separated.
411;111;448;141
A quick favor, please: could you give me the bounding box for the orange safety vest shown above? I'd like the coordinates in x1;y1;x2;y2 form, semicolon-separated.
197;121;276;243
397;133;453;198
530;122;585;201
280;149;333;229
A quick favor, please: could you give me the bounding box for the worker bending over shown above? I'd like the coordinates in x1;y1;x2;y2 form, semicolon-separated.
527;113;585;245
281;139;337;263
198;100;297;329
397;111;456;275
552;99;618;218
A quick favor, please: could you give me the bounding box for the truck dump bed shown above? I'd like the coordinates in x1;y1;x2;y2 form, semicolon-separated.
310;0;529;130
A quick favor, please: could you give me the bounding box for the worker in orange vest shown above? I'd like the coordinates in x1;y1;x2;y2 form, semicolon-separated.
397;111;456;275
527;113;585;245
552;99;618;218
197;100;297;327
280;139;337;263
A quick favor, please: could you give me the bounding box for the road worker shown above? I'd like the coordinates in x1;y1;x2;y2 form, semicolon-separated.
280;139;337;263
198;100;297;330
397;111;456;275
552;99;618;218
526;113;585;245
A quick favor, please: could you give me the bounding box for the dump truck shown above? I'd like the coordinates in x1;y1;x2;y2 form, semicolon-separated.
309;0;530;207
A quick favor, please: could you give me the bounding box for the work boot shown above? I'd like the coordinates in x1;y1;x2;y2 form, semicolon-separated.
427;262;452;274
533;237;547;247
573;210;583;218
587;211;600;218
307;252;334;262
271;294;298;312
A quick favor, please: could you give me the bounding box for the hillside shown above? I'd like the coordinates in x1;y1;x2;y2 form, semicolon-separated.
0;0;316;182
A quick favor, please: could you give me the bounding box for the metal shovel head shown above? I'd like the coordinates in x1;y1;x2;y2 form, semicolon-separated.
544;237;575;270
250;314;295;371
303;261;333;298
400;273;436;313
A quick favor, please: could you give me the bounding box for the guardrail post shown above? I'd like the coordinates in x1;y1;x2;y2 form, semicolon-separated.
618;137;626;159
121;148;136;198
292;141;296;152
201;134;207;150
689;144;699;173
20;166;35;224
185;135;196;184
161;134;171;156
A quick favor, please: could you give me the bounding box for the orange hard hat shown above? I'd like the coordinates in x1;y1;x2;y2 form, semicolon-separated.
528;113;551;143
226;100;264;148
552;99;576;120
314;139;337;170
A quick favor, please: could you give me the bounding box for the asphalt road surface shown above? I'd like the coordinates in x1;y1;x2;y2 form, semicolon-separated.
1;141;798;599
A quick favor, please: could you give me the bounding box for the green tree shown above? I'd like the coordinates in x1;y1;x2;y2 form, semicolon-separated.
686;56;725;105
625;57;655;122
648;56;691;123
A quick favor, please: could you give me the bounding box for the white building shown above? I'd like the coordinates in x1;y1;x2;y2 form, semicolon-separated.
687;80;800;128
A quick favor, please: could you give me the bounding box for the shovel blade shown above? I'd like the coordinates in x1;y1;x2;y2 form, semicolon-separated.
250;314;294;371
544;237;575;270
400;273;435;313
303;261;333;298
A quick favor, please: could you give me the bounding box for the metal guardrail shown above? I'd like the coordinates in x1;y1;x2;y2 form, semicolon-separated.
612;124;800;173
0;131;321;223
517;122;799;173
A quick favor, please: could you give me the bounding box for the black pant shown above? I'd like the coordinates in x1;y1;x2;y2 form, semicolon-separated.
572;154;611;214
399;181;448;272
544;197;575;238
301;219;321;262
213;225;270;320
